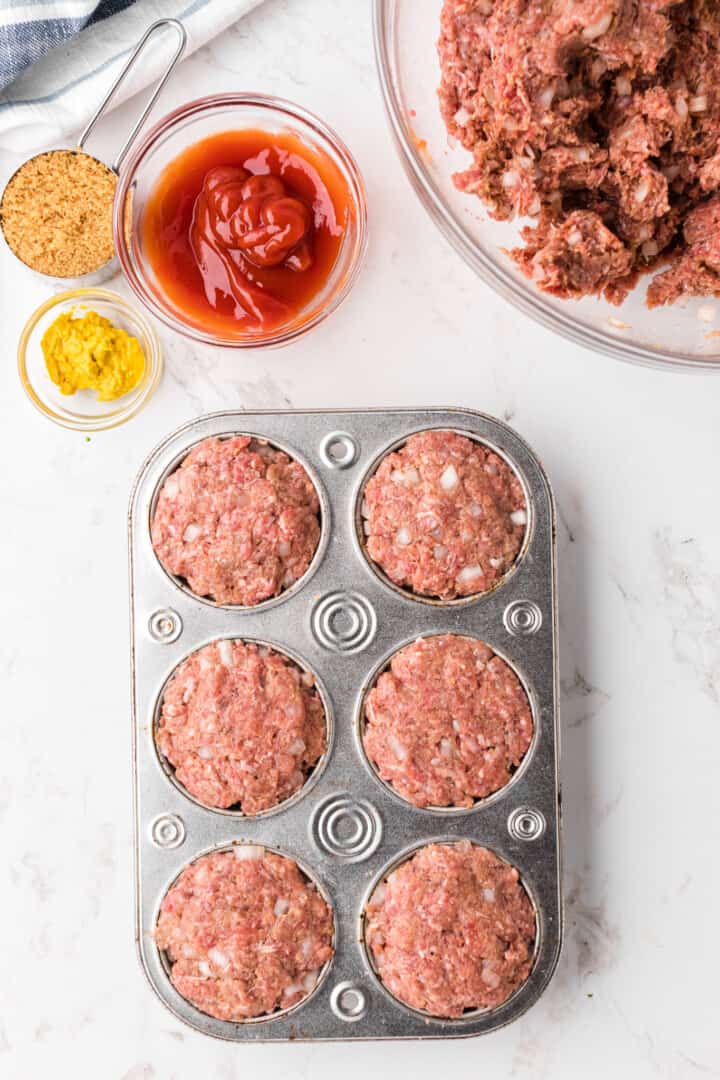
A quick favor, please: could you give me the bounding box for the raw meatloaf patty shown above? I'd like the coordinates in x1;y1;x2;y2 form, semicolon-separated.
156;639;326;813
151;436;320;606
365;841;535;1017
363;634;532;807
439;0;720;307
362;430;526;599
156;847;334;1021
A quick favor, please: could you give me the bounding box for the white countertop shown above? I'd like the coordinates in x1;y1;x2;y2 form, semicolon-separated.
1;1;719;1076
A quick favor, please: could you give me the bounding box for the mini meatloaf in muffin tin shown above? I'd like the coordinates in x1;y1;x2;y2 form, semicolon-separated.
361;430;526;600
156;639;328;813
362;634;533;808
151;435;321;606
155;846;334;1022
364;840;536;1018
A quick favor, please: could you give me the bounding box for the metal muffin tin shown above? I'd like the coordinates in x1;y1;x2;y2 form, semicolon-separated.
129;407;562;1041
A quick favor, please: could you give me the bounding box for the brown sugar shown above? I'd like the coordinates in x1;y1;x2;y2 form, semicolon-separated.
0;149;117;277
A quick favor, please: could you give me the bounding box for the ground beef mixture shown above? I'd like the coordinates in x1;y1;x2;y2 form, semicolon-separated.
156;847;334;1021
363;635;533;808
439;0;720;307
362;430;526;600
156;640;327;813
365;841;535;1017
152;436;320;606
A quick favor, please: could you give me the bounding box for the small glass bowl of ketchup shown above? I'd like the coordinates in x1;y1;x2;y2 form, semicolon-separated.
114;94;367;348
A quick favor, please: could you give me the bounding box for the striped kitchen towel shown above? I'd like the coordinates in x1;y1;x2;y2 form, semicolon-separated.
0;0;264;151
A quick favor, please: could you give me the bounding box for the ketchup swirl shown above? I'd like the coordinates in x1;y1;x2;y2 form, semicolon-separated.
141;129;348;338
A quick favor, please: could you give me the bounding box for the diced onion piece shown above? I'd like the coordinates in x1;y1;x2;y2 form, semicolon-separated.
197;746;213;760
234;844;265;861
277;540;291;557
288;737;306;756
183;523;200;543
482;964;501;988
198;960;211;977
163;477;179;499
302;968;320;992
538;86;555;110
469;502;483;518
440;464;459;491
440;738;454;759
433;544;448;560
208;948;230;971
274;898;290;916
388;734;408;761
361;499;370;518
454;106;471;125
511;508;527;526
502;170;519;189
217;639;233;668
395;527;412;546
489;556;503;569
567;229;582;248
675;95;689;119
483;887;496;903
634;179;651;204
282;982;302;999
615;76;632;97
582;11;612;39
642;240;659;259
457;564;483;585
689;95;708;113
372;882;387;906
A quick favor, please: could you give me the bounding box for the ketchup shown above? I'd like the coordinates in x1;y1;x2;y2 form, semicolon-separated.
141;129;350;338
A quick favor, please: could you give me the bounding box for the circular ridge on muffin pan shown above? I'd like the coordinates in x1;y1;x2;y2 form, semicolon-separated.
355;428;530;606
356;632;537;814
149;433;328;611
155;842;336;1024
361;839;539;1021
152;637;333;818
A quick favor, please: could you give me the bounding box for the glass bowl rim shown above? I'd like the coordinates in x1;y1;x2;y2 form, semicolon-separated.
372;0;720;373
17;286;163;431
113;91;368;349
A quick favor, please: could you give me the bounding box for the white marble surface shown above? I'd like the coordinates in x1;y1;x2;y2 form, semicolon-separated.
1;1;719;1076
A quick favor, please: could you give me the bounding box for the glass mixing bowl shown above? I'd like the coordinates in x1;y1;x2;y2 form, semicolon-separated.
373;0;720;371
114;94;367;349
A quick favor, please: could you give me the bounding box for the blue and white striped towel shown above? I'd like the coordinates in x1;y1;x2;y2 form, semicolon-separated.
0;0;264;151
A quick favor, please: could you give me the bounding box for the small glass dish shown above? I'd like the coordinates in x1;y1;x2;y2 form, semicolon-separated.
17;288;162;431
114;93;368;349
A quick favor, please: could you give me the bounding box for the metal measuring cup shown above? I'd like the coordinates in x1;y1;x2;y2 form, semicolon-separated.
0;18;186;287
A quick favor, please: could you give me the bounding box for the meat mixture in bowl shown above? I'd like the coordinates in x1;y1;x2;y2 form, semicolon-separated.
363;634;533;808
151;435;321;606
156;847;334;1021
365;840;536;1017
156;639;327;813
439;0;720;307
361;430;526;600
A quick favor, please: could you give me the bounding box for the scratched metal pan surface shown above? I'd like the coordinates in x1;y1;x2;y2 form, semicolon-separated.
129;407;562;1042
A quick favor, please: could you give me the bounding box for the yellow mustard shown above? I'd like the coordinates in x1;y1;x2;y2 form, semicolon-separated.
42;309;145;402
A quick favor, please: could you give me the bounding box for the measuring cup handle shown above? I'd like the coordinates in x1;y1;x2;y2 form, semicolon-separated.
78;18;187;174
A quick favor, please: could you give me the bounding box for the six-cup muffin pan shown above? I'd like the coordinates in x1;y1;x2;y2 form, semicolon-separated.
129;407;562;1041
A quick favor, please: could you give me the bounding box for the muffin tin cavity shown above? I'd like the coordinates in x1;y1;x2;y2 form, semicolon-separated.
356;633;537;814
355;429;531;606
130;408;561;1042
149;433;327;611
152;637;332;818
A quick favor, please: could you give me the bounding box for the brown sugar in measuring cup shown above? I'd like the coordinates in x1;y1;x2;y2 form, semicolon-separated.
0;18;186;286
